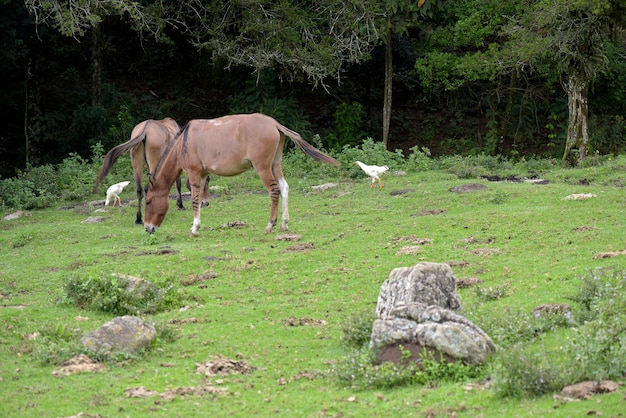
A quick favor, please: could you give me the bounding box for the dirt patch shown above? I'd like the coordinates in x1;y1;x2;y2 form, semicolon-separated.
389;188;415;196
125;384;227;401
573;226;595;232
392;236;433;246
593;250;626;259
396;246;422;255
445;260;470;268
220;220;248;229
81;216;108;224
564;193;597;200
456;277;483;288
283;317;327;327
471;248;502;257
463;236;496;245
414;209;446;216
376;343;457;366
275;233;302;241
168;318;205;325
481;175;548;184
196;355;256;377
181;272;218;286
2;211;32;221
52;355;106;377
285;242;315;252
310;183;337;192
532;304;571;316
135;248;178;256
277;371;320;385
556;380;619;401
449;184;486;193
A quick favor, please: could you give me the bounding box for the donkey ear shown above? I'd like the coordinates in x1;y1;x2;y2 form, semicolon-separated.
147;173;155;186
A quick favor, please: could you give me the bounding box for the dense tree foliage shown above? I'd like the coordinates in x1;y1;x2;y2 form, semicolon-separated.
1;0;625;179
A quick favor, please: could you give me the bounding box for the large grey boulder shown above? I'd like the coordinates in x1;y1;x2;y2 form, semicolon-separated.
370;263;495;365
81;316;156;354
375;262;460;318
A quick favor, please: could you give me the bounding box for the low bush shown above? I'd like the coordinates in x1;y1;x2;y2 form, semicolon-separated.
494;343;568;398
62;272;183;316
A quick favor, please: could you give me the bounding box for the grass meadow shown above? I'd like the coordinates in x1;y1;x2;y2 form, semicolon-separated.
1;158;625;417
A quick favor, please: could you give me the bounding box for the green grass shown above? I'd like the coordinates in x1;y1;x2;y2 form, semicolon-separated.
1;163;625;417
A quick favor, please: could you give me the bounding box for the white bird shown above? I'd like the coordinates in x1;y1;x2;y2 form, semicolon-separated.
105;181;131;206
355;161;389;188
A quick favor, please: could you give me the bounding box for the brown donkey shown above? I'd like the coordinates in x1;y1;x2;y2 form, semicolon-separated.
94;118;185;224
144;113;340;236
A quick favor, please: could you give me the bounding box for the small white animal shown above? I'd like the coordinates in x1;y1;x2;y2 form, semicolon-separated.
105;181;131;206
355;161;389;188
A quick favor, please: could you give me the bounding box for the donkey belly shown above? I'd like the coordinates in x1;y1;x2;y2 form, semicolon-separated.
204;158;253;177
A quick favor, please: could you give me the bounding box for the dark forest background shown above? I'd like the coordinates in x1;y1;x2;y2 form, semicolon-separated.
2;0;626;180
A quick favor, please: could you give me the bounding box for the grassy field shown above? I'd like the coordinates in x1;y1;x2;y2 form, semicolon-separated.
1;162;625;417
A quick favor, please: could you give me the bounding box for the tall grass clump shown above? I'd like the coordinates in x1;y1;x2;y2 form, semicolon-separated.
494;343;568;398
487;268;626;398
32;322;85;366
562;268;626;381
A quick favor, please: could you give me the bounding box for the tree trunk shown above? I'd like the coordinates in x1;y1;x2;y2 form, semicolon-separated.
563;74;589;162
91;22;102;107
24;60;30;167
382;30;393;148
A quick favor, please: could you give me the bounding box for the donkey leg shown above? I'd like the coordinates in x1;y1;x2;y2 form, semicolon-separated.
135;179;143;224
188;174;207;236
278;177;289;230
201;177;210;208
257;171;280;233
175;175;184;210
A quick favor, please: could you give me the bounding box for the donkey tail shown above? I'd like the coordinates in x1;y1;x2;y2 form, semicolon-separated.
276;124;340;167
93;124;149;192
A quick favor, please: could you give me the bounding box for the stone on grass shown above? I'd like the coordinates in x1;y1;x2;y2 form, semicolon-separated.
81;316;156;355
370;262;495;365
375;262;460;318
115;273;158;298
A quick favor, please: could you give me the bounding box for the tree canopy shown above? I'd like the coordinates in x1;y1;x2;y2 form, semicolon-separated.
1;0;626;178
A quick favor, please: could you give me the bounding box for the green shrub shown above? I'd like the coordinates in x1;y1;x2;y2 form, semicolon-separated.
567;267;626;324
332;347;418;390
33;322;84;366
56;152;99;200
561;268;626;381
282;134;341;180
464;304;570;346
332;346;484;391
413;349;484;385
339;309;376;349
0;175;57;210
405;146;434;172
494;344;568;398
0;152;101;210
32;319;177;366
337;138;405;178
63;272;183;315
